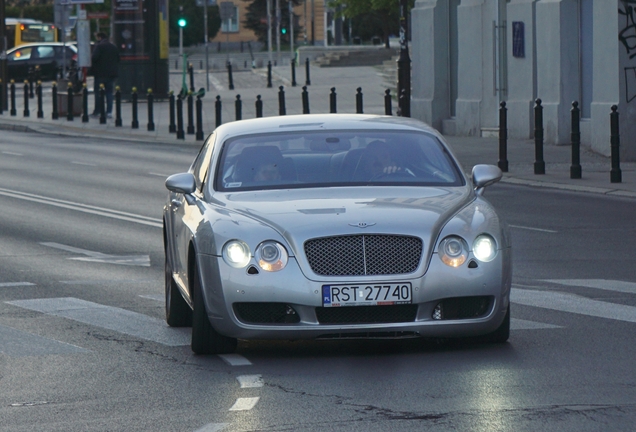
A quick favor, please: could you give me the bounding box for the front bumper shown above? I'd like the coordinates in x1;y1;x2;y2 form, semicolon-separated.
197;250;511;340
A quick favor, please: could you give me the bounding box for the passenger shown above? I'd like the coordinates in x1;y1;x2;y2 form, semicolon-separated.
253;161;281;182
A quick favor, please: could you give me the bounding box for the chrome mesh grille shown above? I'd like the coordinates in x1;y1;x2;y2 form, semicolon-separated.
304;235;423;276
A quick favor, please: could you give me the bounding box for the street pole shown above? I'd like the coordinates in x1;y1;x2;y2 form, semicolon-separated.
267;0;272;63
276;0;281;65
396;0;411;117
0;0;8;110
204;0;209;91
289;0;294;62
178;6;183;59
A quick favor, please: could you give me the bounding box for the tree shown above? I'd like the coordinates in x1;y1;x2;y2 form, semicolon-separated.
243;0;302;46
168;0;221;47
328;0;414;48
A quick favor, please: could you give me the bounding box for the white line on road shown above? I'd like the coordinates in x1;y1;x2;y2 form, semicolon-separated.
509;225;558;233
193;423;229;432
0;282;35;287
6;297;190;346
512;287;636;323
542;279;636;295
2;151;23;156
0;187;162;228
148;172;170;177
229;397;260;411
71;161;98;167
237;375;264;388
218;353;252;366
0;323;89;356
511;318;561;330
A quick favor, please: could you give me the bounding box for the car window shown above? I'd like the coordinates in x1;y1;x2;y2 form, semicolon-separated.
214;130;464;192
9;48;32;61
190;133;216;192
36;46;55;58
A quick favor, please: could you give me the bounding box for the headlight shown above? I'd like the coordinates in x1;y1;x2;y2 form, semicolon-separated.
473;234;497;262
438;236;468;267
255;241;288;272
222;240;251;268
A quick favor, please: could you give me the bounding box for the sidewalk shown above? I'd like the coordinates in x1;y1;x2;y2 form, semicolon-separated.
1;63;635;199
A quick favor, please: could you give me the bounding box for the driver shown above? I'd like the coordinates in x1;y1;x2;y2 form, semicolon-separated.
360;140;404;179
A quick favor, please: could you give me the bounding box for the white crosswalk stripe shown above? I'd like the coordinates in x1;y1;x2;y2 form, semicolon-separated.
542;279;636;295
6;297;190;346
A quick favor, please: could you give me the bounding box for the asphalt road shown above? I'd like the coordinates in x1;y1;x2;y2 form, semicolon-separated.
1;131;636;431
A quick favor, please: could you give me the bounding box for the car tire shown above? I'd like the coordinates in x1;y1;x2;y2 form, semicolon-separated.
165;255;192;327
475;304;510;344
191;266;237;355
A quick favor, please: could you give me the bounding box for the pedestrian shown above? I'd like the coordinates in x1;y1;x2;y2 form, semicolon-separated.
91;32;120;118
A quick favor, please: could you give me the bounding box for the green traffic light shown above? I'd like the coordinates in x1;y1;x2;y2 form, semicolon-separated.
178;18;187;27
281;28;287;34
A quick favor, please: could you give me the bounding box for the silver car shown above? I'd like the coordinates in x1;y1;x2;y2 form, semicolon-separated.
163;114;511;354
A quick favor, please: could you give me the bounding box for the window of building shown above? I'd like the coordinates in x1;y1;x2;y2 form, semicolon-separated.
221;6;239;33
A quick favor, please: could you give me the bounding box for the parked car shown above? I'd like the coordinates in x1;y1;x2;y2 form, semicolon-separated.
6;42;78;82
163;114;512;354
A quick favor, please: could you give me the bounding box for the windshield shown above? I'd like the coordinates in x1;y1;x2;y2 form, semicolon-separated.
214;130;465;192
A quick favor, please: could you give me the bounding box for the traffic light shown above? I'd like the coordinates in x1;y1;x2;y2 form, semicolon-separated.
281;27;287;35
178;17;187;28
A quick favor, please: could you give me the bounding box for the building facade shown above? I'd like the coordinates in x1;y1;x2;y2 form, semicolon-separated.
411;0;636;160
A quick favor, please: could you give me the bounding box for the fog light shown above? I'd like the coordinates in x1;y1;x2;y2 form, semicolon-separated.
433;303;443;320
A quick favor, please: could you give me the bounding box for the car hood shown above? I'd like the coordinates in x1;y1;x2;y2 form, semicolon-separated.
212;186;474;270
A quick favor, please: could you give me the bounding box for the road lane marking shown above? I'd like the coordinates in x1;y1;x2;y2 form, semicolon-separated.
193;423;229;432
0;323;89;356
0;187;162;228
41;242;150;267
148;172;170;177
542;279;636;295
511;318;561;330
512;287;636;323
509;225;558;233
237;375;264;388
71;161;98;167
2;151;23;156
218;353;252;366
0;282;35;287
229;397;260;411
6;297;190;346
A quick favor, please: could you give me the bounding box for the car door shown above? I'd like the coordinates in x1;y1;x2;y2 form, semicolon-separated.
169;133;216;291
33;46;57;80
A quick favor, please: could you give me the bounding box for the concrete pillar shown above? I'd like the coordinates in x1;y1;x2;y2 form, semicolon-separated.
411;0;450;132
535;0;579;145
506;0;537;139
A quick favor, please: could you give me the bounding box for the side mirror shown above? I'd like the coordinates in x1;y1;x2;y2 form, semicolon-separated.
472;164;502;195
165;172;196;195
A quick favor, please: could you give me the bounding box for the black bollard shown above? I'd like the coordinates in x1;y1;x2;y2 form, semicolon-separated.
23;80;30;117
0;78;3;115
187;92;195;134
305;58;311;85
215;95;222;128
397;89;405;116
235;94;242;120
498;101;509;172
67;82;74;121
131;87;139;128
99;84;106;124
169;91;176;133
356;87;363;114
10;80;16;116
278;86;286;115
82;83;89;123
533;98;545;174
227;62;235;90
196;95;204;141
176;95;185;139
255;95;263;118
384;89;392;116
291;61;297;87
610;105;622;183
29;74;34;99
115;87;122;127
267;61;273;88
570;101;582;179
302;86;310;114
36;81;43;118
147;88;155;131
189;64;195;92
330;87;337;113
52;82;58;120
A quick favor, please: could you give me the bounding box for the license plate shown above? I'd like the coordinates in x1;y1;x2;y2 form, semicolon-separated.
322;283;412;307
